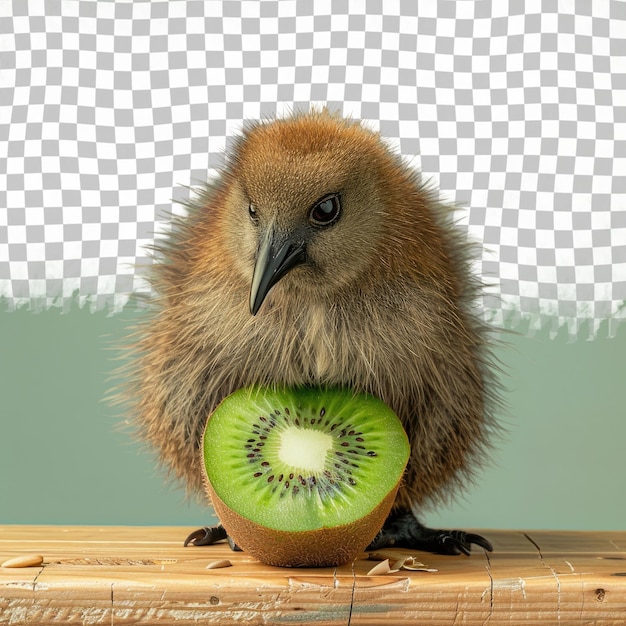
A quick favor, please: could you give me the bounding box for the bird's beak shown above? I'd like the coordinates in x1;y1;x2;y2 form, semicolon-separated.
249;228;307;315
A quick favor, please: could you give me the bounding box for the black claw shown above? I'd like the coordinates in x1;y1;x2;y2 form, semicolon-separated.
465;533;494;553
184;525;228;547
437;530;493;556
367;511;493;556
227;535;242;552
184;525;242;552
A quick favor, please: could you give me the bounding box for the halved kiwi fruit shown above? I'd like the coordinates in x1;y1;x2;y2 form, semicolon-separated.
201;386;410;567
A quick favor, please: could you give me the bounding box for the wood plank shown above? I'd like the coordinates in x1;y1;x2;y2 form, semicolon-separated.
1;526;625;625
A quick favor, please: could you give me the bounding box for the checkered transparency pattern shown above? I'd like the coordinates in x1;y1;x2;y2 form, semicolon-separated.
1;0;625;338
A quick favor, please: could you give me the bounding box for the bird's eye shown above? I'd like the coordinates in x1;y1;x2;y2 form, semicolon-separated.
309;194;341;228
248;204;259;224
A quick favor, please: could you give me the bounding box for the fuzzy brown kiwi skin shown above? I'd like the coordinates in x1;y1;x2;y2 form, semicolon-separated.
203;470;402;568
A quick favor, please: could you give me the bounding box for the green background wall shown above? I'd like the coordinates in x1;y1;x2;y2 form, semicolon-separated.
0;305;624;532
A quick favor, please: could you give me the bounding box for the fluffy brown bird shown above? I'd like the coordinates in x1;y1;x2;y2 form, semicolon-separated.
122;110;501;555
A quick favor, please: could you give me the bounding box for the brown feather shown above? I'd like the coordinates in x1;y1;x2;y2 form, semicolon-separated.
116;109;502;513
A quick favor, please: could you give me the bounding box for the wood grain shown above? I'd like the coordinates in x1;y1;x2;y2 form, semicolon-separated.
1;526;625;625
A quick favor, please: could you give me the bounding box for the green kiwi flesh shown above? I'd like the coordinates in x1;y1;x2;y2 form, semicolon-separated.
202;386;410;567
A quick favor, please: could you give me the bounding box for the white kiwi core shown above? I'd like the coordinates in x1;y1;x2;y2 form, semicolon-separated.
278;427;332;473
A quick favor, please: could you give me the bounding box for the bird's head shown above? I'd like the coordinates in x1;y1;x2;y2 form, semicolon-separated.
214;111;443;315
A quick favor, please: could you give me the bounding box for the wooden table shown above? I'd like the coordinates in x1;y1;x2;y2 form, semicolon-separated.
1;526;625;625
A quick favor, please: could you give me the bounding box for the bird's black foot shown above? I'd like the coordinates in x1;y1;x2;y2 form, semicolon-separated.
183;525;242;551
367;510;493;556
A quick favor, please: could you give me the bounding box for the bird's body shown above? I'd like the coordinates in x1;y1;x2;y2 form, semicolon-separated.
124;111;500;554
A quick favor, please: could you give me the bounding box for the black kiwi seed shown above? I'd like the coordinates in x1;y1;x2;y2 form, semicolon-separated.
320;407;326;418
367;451;377;457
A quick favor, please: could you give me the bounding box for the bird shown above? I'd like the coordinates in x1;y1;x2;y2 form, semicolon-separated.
120;109;501;556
